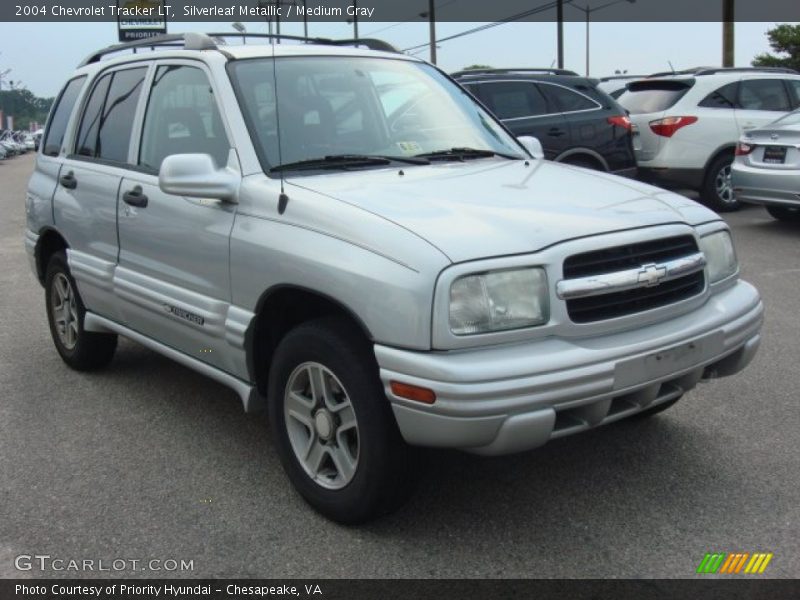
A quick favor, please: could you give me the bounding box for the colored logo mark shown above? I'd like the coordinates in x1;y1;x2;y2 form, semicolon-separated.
697;552;773;574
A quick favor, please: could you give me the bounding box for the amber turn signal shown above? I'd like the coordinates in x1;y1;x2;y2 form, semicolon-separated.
390;381;436;404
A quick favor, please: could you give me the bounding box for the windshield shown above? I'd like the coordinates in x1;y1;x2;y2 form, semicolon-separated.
229;56;524;172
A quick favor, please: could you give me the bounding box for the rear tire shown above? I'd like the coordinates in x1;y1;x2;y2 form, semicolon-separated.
267;317;417;524
766;206;800;222
44;251;117;371
701;154;739;212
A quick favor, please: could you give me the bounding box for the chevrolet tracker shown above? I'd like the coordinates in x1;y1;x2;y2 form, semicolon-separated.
25;33;764;523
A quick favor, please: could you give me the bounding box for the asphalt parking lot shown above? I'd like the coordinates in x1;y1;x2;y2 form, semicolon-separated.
1;153;798;579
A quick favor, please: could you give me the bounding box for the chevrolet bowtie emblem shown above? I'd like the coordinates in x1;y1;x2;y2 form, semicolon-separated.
637;263;667;287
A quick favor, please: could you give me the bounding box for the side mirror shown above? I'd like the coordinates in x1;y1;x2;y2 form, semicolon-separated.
158;150;240;202
517;135;545;160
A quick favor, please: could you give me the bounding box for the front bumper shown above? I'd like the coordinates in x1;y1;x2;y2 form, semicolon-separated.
731;163;800;208
377;280;762;456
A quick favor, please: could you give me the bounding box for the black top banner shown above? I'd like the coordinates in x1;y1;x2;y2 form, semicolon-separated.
3;0;800;23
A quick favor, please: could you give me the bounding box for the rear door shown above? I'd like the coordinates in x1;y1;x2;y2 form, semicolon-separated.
116;61;238;375
735;77;794;134
52;65;149;321
29;75;87;236
617;79;694;161
467;80;569;160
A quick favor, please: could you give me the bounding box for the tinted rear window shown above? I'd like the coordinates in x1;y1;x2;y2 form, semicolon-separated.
618;80;694;114
43;76;86;157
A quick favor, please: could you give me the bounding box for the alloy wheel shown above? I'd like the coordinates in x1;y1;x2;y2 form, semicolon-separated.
284;362;360;490
51;273;79;350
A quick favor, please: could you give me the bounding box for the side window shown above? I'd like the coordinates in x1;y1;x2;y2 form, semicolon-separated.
42;76;86;157
139;65;230;172
540;84;599;113
738;79;792;111
539;83;600;112
75;67;146;162
97;68;147;163
698;82;739;109
480;82;549;119
75;74;112;157
787;80;800;109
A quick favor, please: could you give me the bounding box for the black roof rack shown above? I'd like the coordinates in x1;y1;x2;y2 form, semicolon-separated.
647;66;799;78
451;67;580;78
79;32;398;67
694;66;799;76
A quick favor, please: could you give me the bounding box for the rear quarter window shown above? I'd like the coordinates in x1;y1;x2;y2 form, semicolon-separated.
698;82;739;109
42;76;87;157
618;80;694;114
540;83;599;113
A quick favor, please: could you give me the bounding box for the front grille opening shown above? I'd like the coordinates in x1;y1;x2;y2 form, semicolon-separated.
564;235;698;279
568;271;704;323
563;235;705;323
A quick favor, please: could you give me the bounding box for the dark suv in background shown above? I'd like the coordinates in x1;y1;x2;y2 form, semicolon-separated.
452;68;637;177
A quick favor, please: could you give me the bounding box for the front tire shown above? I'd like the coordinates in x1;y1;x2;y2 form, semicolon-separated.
267;317;416;524
701;154;739;212
44;251;117;370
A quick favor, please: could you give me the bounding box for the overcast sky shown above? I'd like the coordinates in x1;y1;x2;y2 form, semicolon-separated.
0;20;792;97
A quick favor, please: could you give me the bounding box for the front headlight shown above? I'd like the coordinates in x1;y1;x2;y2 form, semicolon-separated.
449;268;548;335
699;230;738;283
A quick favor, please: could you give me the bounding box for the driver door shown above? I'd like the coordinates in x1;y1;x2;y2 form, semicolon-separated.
116;61;238;374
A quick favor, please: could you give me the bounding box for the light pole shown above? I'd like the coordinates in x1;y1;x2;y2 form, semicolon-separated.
574;0;635;76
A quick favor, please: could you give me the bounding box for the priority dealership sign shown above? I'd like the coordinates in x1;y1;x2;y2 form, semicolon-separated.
117;0;167;42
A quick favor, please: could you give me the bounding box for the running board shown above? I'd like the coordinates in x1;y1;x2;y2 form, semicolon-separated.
83;312;264;413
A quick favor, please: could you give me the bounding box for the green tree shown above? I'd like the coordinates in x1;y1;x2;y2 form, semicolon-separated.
752;24;800;71
461;64;493;71
0;88;53;129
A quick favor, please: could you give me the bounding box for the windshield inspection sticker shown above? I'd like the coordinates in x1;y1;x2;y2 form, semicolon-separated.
397;141;423;155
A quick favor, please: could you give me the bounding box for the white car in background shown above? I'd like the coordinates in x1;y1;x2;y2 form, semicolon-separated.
617;67;800;211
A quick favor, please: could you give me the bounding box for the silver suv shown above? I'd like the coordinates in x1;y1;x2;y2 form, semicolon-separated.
26;34;763;523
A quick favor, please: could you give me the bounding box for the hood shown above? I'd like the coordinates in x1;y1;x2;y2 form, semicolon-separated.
288;159;718;263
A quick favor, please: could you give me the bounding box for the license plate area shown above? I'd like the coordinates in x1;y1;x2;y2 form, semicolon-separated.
762;145;788;164
614;331;724;390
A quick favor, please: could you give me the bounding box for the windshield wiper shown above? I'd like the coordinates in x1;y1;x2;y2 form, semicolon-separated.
270;154;430;172
414;147;523;161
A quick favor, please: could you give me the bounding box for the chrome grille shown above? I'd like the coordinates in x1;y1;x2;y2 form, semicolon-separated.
561;235;705;323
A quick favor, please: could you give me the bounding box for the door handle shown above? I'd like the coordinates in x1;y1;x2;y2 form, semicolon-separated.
547;128;566;137
59;172;77;190
122;186;148;208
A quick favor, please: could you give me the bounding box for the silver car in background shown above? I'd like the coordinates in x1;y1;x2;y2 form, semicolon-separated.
732;109;800;222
